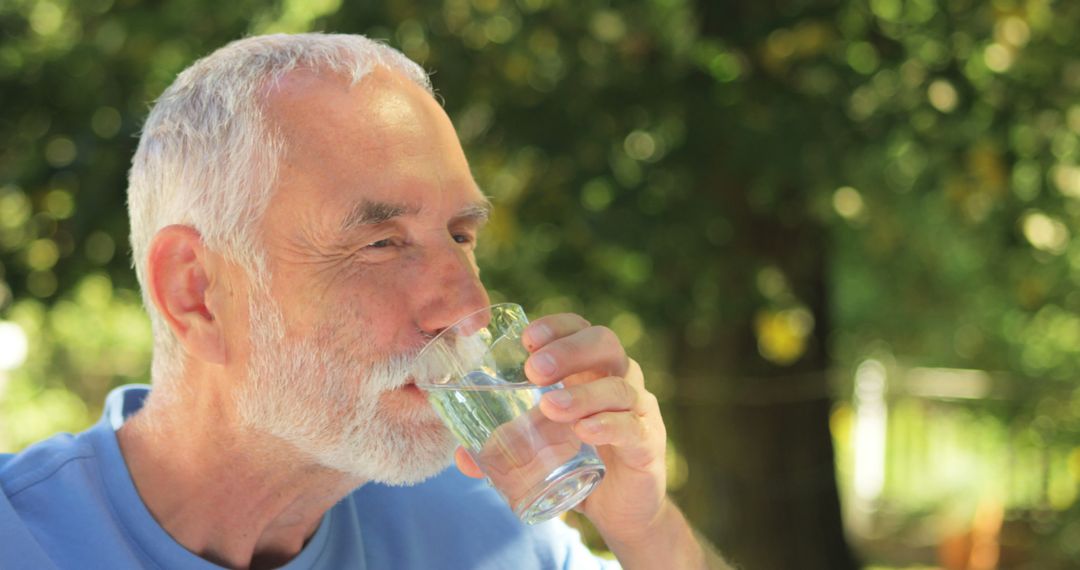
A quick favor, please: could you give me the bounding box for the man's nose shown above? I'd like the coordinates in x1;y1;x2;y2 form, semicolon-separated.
416;242;491;337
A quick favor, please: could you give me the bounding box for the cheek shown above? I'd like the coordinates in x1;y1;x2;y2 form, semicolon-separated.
328;266;418;351
342;264;411;312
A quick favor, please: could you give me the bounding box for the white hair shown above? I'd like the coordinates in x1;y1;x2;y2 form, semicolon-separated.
127;33;433;389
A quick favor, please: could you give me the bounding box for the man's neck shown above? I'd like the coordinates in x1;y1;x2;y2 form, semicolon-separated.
115;386;364;570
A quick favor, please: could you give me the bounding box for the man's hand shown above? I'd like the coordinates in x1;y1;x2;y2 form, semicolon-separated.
520;313;668;544
453;312;729;569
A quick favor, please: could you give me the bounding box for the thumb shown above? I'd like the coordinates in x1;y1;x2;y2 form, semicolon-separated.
454;447;485;479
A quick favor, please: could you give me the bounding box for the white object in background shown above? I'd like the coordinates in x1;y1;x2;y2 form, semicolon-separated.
0;321;28;372
853;359;888;504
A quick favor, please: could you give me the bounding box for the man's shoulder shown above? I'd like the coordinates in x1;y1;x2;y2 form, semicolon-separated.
0;428;107;570
0;430;96;499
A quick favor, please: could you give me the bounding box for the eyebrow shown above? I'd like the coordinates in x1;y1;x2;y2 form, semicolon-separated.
337;197;493;234
453;199;493;224
338;200;420;234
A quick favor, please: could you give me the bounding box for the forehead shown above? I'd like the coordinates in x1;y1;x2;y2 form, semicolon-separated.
261;66;481;228
265;66;439;157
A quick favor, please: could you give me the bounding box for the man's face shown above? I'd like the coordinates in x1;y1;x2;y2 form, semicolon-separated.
232;66;491;484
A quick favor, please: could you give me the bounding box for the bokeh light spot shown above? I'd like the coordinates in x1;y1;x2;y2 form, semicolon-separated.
581;178;614;212
755;307;815;365
984;43;1014;73
846;42;879;75
484;16;515;44
85;231;116;265
767;29;796;61
610;311;644;347
44;137;77;167
29;1;65;36
0;188;31;230
91;107;122;139
1021;211;1069;254
927;79;958;113
26;239;60;271
998;16;1030;47
590;11;627;44
869;0;901;21
44;190;75;219
623;130;657;161
1053;164;1080;198
833;186;866;220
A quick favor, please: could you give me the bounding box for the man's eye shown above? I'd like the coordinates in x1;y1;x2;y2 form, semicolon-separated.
452;234;471;244
367;238;394;249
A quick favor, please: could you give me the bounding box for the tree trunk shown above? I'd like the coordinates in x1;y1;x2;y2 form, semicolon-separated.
667;207;858;569
670;358;857;569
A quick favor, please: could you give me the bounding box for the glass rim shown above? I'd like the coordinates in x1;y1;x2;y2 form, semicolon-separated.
414;302;526;362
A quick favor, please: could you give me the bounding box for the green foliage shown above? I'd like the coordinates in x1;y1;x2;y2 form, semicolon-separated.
4;0;1080;565
0;273;150;450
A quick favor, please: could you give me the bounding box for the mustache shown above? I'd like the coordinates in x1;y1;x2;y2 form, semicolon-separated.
408;331;494;386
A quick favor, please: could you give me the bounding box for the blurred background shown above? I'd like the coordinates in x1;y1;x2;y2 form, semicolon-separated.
2;0;1079;568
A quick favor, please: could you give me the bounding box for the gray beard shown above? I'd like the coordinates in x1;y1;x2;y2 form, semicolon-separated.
234;292;457;486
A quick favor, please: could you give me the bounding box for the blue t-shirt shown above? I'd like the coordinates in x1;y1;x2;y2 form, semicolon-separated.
0;386;618;569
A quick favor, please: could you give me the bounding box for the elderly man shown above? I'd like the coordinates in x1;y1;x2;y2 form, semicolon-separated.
0;34;727;569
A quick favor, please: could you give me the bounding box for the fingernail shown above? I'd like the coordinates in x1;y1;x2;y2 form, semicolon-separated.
527;324;553;347
546;389;573;408
580;418;603;433
532;353;557;376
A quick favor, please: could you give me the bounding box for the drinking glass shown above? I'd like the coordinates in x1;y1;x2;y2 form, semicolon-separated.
412;303;606;524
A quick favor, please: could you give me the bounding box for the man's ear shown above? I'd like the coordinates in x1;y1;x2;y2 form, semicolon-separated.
146;225;229;365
